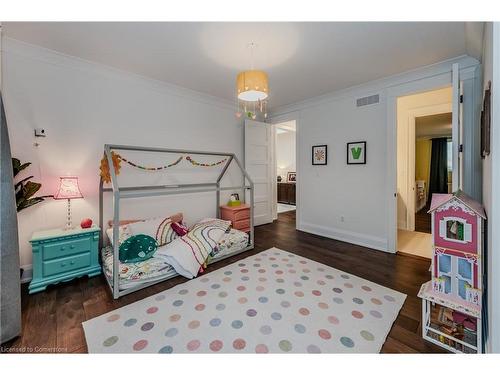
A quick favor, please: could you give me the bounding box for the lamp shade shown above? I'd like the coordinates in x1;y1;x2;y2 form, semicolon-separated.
54;177;83;200
237;70;269;102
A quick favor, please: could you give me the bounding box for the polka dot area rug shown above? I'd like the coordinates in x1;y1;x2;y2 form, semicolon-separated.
83;248;406;353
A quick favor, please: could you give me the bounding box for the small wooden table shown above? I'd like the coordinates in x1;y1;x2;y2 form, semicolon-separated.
220;204;251;233
29;226;101;294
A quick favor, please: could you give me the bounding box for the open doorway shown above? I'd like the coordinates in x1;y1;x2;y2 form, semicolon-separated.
274;120;296;216
396;87;453;258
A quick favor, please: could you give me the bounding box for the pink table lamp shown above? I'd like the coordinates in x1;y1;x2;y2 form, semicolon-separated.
54;176;83;230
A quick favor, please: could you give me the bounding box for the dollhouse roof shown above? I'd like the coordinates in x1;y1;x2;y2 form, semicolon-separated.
428;190;486;219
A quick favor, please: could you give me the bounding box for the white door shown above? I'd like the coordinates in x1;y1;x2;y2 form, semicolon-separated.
451;63;462;191
245;119;273;226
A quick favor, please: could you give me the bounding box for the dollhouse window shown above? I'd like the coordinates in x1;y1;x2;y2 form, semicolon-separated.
458;258;472;280
439;217;472;243
438;254;452;294
458;279;471;300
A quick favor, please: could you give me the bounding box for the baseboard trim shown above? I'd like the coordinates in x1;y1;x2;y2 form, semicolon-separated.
298;221;391;253
20;264;33;284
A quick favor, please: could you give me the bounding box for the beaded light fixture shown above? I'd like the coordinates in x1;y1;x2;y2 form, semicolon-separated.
236;43;268;120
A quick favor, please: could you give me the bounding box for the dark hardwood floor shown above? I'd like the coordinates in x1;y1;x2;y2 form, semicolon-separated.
2;210;444;353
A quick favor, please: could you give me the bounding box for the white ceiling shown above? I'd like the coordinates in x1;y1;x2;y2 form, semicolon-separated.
3;22;482;109
416;112;452;138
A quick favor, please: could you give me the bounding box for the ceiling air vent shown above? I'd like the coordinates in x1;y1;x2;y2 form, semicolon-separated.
356;94;379;107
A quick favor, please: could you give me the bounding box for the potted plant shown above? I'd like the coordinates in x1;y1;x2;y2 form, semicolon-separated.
12;158;52;211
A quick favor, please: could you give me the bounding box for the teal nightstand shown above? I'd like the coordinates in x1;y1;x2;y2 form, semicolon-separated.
29;226;101;294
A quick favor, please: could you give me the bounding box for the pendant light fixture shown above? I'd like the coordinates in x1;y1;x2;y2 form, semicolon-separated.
236;43;268;120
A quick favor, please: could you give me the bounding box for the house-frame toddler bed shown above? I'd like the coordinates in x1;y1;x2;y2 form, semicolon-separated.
99;144;254;299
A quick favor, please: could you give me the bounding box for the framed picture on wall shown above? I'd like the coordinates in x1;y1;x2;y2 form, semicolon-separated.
287;172;296;183
347;141;366;164
312;145;327;165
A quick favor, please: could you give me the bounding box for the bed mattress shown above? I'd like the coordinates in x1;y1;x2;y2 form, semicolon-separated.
101;229;249;290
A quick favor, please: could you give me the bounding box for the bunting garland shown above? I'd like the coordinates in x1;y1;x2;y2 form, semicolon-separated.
100;153;228;182
185;156;227;167
118;155;183;171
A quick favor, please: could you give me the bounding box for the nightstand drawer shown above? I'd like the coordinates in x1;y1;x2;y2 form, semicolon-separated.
233;218;250;230
42;237;91;261
233;209;250;221
43;253;91;277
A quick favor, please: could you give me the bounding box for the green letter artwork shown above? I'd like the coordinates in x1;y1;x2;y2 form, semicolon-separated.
350;147;362;160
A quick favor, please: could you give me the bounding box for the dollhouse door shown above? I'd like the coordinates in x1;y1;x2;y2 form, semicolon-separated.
437;253;474;300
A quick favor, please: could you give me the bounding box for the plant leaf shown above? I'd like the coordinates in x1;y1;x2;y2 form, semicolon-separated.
22;181;42;200
12;158;31;177
17;197;45;212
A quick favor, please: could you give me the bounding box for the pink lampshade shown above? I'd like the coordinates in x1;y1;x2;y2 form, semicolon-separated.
54;177;83;200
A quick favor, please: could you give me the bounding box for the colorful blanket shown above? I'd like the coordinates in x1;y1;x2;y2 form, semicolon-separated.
156;218;231;278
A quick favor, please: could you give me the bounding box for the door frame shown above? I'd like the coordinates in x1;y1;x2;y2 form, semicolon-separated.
387;73;454;253
270;111;300;228
405;102;452;231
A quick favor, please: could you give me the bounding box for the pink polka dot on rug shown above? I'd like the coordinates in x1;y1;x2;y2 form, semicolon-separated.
328;315;340;325
318;302;329;309
299;307;310;316
256;285;265;292
351;310;364;319
288;269;297;274
318;329;332;340
275;270;283;275
238;297;248;304
196;290;207;297
195;304;205;311
133;339;148;351
240;268;248;273
169;314;181;322
233;338;246;350
344;283;353;288
371;298;382;305
223;277;231;282
362;285;372;292
187;340;200;351
258;269;266;273
312;290;322;296
295;291;304;297
209;340;223;352
188;320;200;329
237;285;246;292
106;314;120;322
146;306;158;314
255;344;269;353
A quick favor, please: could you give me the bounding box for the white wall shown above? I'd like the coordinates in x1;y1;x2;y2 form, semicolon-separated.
2;38;244;270
482;22;500;354
271;55;480;252
276;130;296;179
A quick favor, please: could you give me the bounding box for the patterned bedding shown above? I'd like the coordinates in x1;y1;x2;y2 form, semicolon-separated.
101;228;249;289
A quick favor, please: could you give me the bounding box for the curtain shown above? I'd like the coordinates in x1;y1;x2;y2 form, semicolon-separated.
428;137;449;200
0;92;22;343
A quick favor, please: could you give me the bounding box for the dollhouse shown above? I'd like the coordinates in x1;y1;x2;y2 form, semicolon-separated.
418;190;486;353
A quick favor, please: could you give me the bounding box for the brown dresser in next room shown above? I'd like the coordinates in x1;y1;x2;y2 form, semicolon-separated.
277;182;296;205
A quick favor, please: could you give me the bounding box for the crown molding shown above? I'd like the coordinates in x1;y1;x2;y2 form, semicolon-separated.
271;55;480;117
